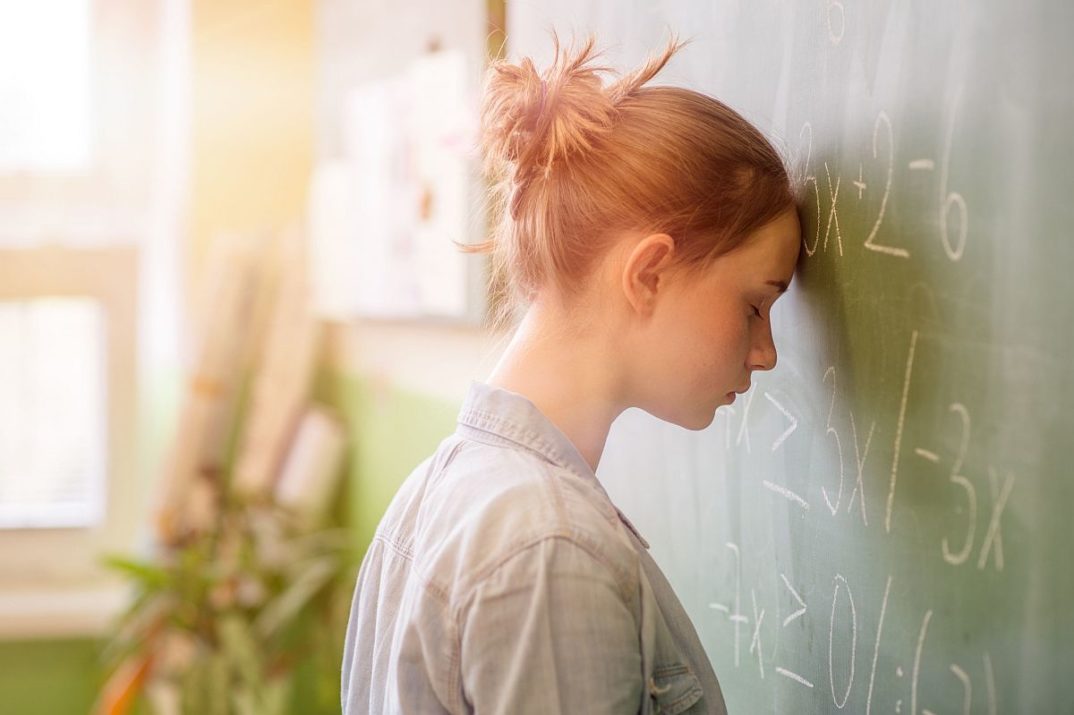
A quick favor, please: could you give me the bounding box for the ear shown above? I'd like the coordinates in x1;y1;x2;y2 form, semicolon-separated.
621;233;676;316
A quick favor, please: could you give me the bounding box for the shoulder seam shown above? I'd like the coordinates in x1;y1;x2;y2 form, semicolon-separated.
451;532;639;623
371;532;413;561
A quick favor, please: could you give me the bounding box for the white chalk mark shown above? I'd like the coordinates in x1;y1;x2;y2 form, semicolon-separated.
865;575;893;715
822;424;844;516
823;162;844;256
940;85;968;261
914;448;939;462
800;122;820;257
776;667;814;688
727;542;743;667
950;403;972;475
780;573;807;628
886;330;919;533
822;366;845;515
827;1;845;44
942;192;968;261
943;403;976;565
942;471;977;565
984;652;997;715
764;480;810;510
829;574;857;708
864;111;908;258
749;588;766;679
729;615;749;624
825;365;839;426
708;602;729;614
723;406;735;450
764;391;798;451
950;663;971;715
853;162;866;199
977;468;1014;571
846;413;875;526
735;389;756;454
908;159;935;170
911;610;933;715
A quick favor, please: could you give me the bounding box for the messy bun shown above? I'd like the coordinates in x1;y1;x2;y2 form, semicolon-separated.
462;32;795;325
479;35;621;220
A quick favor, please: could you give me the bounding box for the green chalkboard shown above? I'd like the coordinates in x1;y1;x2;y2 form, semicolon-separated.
510;1;1073;712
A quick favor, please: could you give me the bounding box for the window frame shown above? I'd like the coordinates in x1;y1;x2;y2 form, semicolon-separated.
0;246;140;637
0;0;160;244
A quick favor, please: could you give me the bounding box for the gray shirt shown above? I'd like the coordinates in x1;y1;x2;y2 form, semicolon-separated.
341;380;727;714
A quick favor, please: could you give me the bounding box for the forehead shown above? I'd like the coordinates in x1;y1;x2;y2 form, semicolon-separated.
723;210;801;276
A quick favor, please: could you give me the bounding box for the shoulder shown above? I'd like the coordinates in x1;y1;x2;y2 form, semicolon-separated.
411;438;642;607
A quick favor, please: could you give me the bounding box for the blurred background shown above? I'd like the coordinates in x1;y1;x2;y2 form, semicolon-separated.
0;0;511;712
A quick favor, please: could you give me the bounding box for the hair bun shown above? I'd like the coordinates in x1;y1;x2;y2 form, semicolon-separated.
479;33;686;218
480;36;617;194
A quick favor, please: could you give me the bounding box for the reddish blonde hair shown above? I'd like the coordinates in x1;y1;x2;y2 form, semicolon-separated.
462;33;795;323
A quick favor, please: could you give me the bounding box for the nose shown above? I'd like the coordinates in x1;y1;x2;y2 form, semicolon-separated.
750;321;778;372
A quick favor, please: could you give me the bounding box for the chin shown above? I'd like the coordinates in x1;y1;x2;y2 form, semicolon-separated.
664;406;719;432
638;394;720;431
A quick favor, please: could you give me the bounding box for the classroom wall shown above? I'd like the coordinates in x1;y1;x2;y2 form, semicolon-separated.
187;0;315;313
0;639;109;714
314;0;507;552
315;321;508;551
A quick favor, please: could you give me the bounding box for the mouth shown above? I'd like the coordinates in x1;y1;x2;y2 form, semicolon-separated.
725;383;751;404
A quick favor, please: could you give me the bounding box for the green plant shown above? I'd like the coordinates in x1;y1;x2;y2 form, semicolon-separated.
99;490;357;715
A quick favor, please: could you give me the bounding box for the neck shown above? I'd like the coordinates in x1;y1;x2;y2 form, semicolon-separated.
486;300;626;474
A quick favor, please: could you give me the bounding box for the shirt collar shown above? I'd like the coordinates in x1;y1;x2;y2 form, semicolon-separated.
454;380;649;549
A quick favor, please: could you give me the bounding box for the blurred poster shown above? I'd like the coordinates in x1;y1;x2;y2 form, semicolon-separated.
309;49;476;320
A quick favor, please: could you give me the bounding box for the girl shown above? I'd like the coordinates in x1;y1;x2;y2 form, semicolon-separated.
342;33;801;714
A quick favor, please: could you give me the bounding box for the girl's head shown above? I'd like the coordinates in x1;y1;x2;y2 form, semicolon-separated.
467;34;801;429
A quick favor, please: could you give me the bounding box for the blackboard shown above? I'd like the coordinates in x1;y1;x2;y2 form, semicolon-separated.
508;1;1074;712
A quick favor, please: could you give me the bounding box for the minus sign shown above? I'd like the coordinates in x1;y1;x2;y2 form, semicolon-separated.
908;159;935;170
709;602;730;613
914;448;939;462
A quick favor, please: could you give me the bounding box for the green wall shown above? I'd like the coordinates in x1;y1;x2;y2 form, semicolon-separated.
0;638;107;714
312;369;462;556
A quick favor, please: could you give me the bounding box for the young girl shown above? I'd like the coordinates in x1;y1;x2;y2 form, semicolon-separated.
342;34;800;714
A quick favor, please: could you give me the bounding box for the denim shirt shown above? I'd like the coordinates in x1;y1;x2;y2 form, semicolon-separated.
341;380;728;714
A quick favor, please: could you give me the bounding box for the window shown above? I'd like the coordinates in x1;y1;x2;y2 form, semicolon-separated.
0;298;107;528
0;1;93;173
0;0;184;638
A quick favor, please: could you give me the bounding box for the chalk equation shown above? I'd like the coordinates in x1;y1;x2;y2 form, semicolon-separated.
703;95;1020;710
709;561;998;714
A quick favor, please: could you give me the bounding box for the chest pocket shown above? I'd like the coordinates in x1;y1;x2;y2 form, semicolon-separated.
647;663;703;714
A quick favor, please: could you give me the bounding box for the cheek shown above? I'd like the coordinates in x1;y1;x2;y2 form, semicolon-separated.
709;319;750;373
690;311;750;384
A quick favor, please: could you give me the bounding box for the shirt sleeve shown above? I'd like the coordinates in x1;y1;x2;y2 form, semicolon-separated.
458;536;643;714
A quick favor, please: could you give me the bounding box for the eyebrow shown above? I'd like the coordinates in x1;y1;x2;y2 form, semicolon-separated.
766;279;789;294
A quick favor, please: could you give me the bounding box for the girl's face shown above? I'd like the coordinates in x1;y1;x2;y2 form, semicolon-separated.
628;209;801;430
